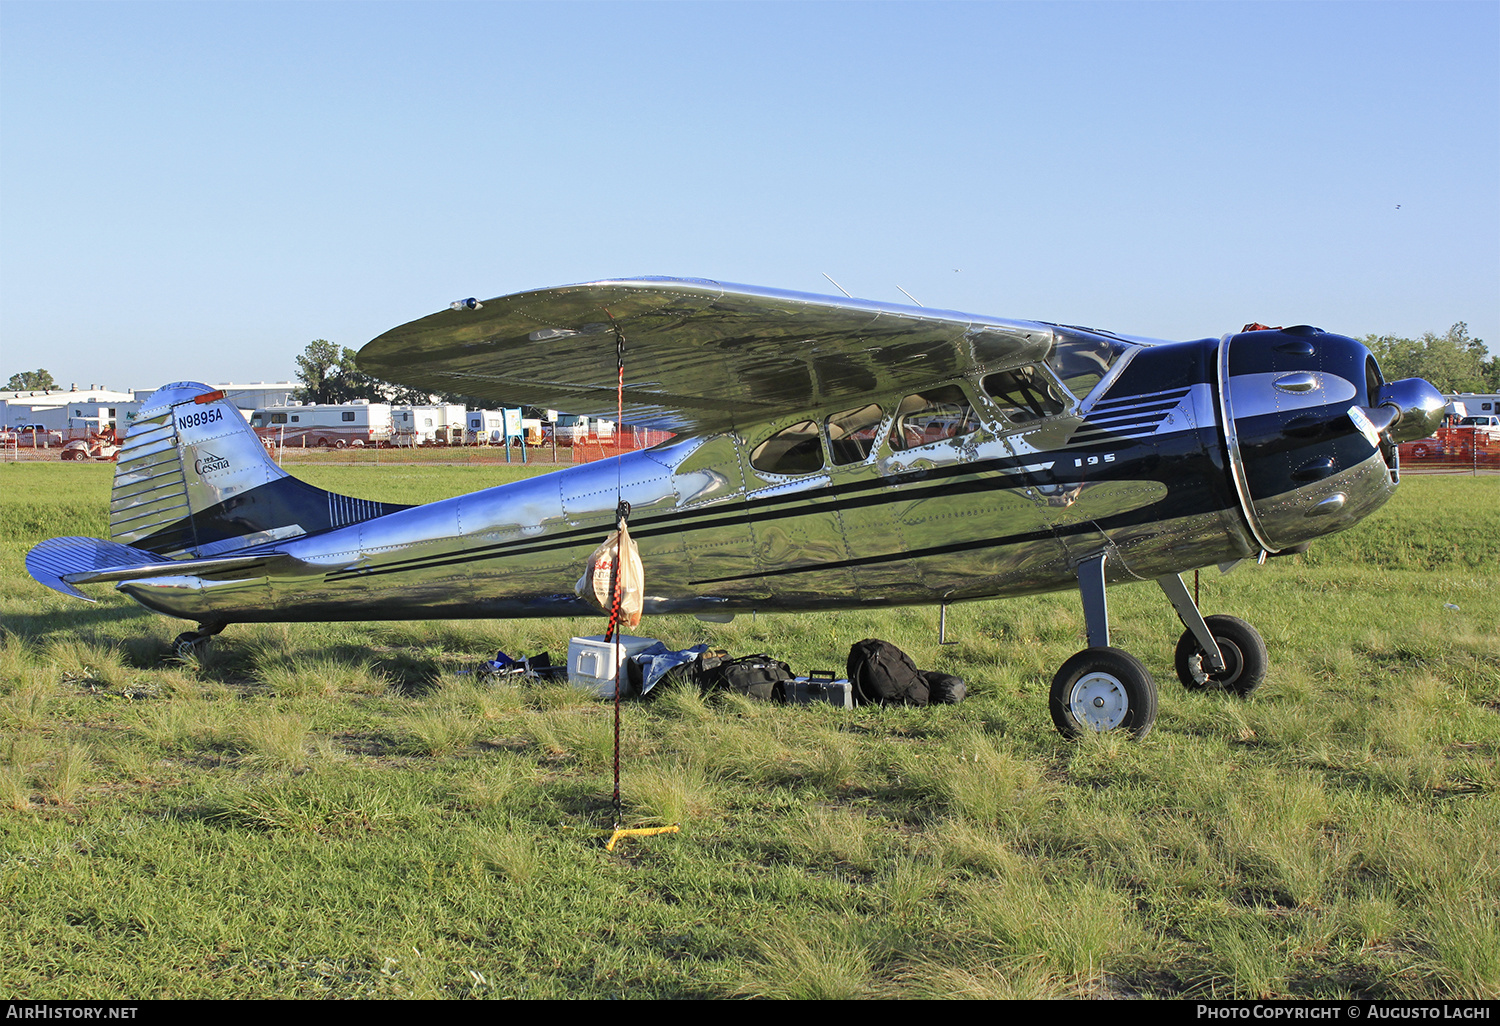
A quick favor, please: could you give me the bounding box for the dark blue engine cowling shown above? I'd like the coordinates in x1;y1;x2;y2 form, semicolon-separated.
1218;327;1407;553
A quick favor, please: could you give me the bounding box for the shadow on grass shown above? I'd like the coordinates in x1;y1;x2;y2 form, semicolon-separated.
0;604;158;643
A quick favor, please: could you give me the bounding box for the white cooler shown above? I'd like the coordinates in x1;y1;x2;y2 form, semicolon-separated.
567;634;659;697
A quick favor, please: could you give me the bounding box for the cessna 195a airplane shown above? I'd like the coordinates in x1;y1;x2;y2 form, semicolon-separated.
28;277;1445;738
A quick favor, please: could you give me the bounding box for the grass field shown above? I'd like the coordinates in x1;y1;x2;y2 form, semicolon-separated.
1;461;1496;999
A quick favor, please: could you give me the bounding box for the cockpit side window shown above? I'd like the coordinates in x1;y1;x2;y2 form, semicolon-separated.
1045;332;1125;403
981;365;1065;423
888;385;979;452
826;403;885;465
750;420;824;475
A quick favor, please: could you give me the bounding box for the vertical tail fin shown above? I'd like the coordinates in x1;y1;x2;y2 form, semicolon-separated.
111;383;405;558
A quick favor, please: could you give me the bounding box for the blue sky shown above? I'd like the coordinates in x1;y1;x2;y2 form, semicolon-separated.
2;1;1496;392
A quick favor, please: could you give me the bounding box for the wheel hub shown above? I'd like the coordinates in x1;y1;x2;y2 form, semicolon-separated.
1069;671;1129;731
1197;638;1244;688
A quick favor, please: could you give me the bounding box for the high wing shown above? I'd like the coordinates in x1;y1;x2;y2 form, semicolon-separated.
357;277;1062;435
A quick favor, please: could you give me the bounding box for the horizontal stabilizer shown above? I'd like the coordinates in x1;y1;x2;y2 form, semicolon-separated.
26;536;283;602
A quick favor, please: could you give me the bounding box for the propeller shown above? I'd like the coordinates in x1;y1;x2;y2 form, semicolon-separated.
1350;378;1446;447
1348;405;1398;447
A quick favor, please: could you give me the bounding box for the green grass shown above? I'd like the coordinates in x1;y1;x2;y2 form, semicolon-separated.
0;460;1496;998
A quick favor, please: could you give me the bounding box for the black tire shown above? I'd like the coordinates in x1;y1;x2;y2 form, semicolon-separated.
1174;615;1267;697
1049;647;1158;739
334;438;348;449
173;632;208;659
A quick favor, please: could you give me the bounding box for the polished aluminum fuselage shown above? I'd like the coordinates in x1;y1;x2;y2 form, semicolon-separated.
117;332;1404;626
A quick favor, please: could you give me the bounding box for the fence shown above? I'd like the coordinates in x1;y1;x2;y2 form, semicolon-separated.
570;427;676;464
1400;452;1499;475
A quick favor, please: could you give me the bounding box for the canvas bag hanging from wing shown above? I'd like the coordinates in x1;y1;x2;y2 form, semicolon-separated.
577;521;645;628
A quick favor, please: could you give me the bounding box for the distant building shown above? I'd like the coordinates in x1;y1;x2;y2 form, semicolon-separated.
204;382;301;410
1;386;139;439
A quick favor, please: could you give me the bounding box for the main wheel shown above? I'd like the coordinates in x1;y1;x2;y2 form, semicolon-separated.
1049;647;1158;739
1174;615;1266;696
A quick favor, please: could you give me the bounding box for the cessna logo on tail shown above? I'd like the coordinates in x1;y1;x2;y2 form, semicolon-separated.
194;452;230;476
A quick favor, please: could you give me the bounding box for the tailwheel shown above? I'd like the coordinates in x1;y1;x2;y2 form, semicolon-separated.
1174;615;1266;696
172;621;226;660
1049;647;1158;739
173;632;212;659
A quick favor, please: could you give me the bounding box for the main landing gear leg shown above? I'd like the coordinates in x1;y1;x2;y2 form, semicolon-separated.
1158;573;1266;696
173;621;225;659
1049;553;1158;740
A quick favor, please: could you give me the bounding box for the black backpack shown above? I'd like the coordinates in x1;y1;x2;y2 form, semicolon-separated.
846;639;929;707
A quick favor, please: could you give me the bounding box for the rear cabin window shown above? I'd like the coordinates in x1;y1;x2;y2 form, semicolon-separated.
342;411;356;422
751;420;824;475
982;365;1065;423
889;385;979;451
825;404;885;465
271;413;288;424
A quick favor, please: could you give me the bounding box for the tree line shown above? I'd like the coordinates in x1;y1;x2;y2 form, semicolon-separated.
291;340;488;409
5;369;58;391
1360;323;1498;395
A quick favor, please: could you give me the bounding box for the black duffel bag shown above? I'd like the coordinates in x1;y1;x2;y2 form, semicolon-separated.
922;670;967;705
698;652;794;702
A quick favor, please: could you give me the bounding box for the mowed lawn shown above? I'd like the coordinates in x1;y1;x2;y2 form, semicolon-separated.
1;460;1496;999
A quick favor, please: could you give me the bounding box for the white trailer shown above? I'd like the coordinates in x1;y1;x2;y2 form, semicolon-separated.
1446;392;1500;418
250;400;393;448
467;409;523;444
392;404;465;446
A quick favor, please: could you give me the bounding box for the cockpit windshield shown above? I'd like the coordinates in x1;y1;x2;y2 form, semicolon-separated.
1045;329;1127;403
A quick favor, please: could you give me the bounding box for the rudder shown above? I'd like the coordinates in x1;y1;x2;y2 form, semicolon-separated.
110;382;406;558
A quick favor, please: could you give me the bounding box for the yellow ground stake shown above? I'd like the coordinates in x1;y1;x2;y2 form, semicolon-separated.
605;824;680;852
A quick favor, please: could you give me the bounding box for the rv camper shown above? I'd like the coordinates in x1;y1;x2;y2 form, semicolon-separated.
391;404;465;446
250;401;393;448
466;409;523;445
